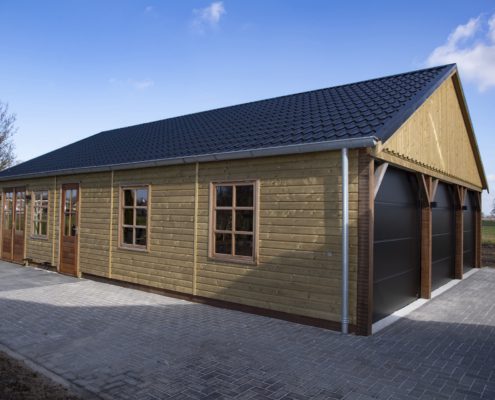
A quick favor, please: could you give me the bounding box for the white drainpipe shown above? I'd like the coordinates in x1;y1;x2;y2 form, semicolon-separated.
341;148;349;334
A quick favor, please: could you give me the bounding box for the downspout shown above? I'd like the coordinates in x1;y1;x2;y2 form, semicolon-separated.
341;148;349;334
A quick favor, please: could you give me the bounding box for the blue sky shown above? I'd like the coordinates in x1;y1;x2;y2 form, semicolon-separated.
1;1;494;213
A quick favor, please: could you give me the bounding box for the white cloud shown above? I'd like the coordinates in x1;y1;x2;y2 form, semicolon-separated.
426;14;495;92
191;2;226;34
487;173;495;182
109;78;154;91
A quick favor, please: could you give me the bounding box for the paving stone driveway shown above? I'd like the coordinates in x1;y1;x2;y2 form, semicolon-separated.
0;262;494;400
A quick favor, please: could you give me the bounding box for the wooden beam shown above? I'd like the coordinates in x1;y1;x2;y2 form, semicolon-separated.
356;149;374;336
474;191;482;268
431;179;439;202
454;186;467;279
418;174;432;205
418;174;433;299
373;162;388;199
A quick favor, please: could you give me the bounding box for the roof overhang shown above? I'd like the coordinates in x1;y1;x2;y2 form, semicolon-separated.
0;136;378;181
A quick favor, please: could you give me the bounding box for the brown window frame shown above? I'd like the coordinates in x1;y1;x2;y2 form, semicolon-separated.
118;185;150;251
209;180;259;264
32;190;49;238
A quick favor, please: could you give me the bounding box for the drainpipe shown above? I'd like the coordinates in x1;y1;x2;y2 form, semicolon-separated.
341;148;349;334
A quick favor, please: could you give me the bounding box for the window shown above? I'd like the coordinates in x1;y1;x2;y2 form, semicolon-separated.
14;190;25;232
120;186;149;249
211;181;257;262
3;191;13;230
63;188;78;236
33;191;49;237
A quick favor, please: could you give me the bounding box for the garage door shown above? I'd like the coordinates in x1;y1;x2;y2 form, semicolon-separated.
463;191;475;272
373;166;420;322
431;182;454;290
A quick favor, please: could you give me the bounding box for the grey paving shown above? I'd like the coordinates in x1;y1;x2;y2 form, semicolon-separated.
0;262;494;400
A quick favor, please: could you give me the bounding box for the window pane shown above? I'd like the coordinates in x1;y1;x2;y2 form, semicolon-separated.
64;214;71;236
71;190;78;212
41;221;47;236
235;234;253;257
70;214;77;236
135;228;147;246
136;209;147;226
136;189;148;206
215;233;232;255
216;210;232;231
216;186;232;207
124;208;133;225
65;190;71;212
123;227;133;244
235;210;253;232
33;221;40;235
42;191;48;201
236;185;254;207
6;213;12;229
124;190;134;206
41;208;48;222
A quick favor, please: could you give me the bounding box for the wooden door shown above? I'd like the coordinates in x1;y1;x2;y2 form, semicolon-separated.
13;189;26;262
59;184;79;276
2;189;14;260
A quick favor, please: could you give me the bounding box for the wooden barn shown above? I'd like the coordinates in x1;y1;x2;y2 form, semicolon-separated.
0;64;487;335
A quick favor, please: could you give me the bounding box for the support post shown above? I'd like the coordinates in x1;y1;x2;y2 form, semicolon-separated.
341;148;349;334
454;186;466;279
474;192;482;268
419;174;432;299
356;150;374;336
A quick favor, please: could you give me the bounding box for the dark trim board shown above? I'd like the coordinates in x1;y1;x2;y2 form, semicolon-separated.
81;273;357;334
356;149;374;336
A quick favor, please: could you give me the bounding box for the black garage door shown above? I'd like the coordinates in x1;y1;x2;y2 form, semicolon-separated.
431;182;454;290
373;166;420;322
463;191;475;272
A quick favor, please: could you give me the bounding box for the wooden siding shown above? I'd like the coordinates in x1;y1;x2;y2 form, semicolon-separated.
110;165;196;294
196;151;359;323
373;76;483;190
0;150;358;325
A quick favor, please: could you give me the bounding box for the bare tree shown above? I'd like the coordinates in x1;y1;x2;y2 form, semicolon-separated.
491;199;495;218
0;102;16;170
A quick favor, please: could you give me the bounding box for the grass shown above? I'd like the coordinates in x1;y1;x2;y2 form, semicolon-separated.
482;220;495;245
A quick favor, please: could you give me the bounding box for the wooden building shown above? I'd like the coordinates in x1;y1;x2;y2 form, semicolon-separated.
0;64;487;335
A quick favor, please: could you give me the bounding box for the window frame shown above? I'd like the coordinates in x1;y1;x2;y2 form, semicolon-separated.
31;190;49;239
118;185;151;251
209;180;259;264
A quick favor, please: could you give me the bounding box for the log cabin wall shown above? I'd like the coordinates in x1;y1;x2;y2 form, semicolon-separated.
0;150;359;326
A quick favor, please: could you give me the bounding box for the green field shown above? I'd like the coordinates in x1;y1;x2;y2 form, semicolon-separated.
482;220;495;244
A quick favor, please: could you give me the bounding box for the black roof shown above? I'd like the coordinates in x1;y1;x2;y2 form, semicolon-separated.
0;64;457;180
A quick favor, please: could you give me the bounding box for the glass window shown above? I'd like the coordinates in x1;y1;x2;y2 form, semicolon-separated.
3;191;13;230
33;191;49;237
63;189;77;237
121;187;149;248
14;191;25;232
212;182;256;261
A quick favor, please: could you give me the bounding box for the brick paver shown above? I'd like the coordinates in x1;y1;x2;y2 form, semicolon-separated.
0;262;494;400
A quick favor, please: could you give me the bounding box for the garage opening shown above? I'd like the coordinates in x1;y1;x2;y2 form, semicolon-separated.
373;166;420;322
463;191;475;272
431;182;455;290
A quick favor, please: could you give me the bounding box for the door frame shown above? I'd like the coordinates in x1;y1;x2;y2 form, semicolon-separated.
58;183;80;277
